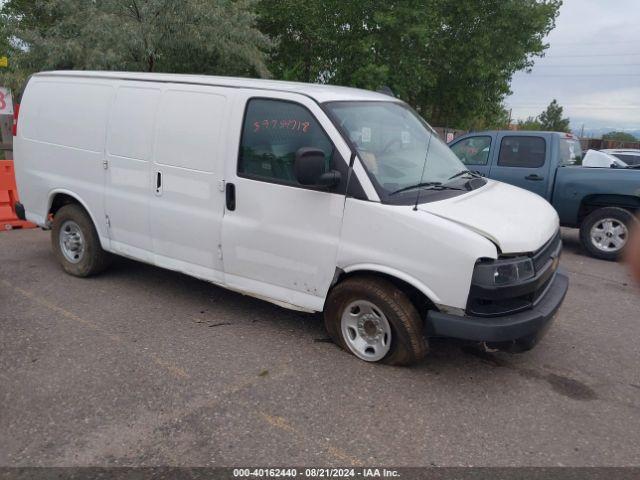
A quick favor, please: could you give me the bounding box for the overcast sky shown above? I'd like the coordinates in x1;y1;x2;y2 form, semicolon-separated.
505;0;640;133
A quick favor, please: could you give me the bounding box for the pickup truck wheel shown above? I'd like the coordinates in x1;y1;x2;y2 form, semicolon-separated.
579;207;635;261
324;276;427;365
51;204;112;277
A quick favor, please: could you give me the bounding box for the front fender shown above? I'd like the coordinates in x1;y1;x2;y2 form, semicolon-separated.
341;263;442;306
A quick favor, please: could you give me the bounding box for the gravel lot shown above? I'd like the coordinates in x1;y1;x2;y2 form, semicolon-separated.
1;227;639;467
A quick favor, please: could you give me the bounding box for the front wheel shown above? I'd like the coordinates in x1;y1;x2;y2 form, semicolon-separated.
324;276;427;365
579;207;635;261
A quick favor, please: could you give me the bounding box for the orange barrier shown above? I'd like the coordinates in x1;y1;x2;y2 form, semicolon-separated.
0;160;36;230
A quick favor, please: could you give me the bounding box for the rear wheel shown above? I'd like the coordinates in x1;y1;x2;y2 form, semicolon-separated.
324;276;427;365
579;207;635;261
51;204;112;277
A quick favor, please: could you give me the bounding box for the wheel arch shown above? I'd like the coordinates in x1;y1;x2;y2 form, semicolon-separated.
578;194;640;225
334;264;441;318
47;190;108;249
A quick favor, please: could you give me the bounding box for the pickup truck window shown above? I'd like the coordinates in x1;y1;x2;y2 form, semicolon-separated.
559;138;583;166
450;136;491;165
498;136;546;168
238;98;333;185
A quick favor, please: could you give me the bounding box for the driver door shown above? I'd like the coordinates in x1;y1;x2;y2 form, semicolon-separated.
221;91;351;311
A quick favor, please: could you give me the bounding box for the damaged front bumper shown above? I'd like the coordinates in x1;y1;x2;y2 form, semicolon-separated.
425;269;569;352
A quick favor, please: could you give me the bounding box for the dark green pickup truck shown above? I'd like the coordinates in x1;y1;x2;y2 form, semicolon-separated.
449;131;640;260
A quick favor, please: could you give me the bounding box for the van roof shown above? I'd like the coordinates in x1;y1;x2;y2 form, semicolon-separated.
34;71;399;104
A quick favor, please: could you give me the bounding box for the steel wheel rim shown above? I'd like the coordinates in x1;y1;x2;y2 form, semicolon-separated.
341;300;392;362
59;220;85;264
590;218;628;253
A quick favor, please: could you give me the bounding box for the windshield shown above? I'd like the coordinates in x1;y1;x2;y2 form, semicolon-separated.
559;138;584;166
325;101;473;202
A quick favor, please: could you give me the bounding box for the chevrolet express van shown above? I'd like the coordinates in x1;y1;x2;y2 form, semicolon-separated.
14;71;568;365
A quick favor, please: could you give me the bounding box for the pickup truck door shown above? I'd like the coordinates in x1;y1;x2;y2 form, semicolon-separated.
448;134;495;177
487;133;552;198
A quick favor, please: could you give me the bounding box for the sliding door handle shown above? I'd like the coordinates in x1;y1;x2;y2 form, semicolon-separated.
226;182;236;211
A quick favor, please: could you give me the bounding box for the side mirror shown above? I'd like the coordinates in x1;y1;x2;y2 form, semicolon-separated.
294;147;341;188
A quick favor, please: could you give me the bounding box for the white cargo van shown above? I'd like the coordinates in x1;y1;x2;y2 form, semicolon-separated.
14;71;568;365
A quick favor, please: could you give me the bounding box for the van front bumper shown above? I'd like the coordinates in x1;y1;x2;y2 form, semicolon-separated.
425;269;569;352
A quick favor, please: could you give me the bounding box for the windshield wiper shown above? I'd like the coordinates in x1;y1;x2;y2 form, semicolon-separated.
447;170;482;180
389;182;465;196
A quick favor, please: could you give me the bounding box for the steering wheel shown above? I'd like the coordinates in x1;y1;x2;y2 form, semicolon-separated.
380;137;402;155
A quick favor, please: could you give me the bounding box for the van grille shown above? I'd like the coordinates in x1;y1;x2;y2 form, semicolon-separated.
533;231;562;272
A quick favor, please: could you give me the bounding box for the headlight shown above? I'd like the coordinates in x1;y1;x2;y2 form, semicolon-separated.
472;257;535;286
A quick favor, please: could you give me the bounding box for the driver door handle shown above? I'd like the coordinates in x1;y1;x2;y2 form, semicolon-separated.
525;174;544;181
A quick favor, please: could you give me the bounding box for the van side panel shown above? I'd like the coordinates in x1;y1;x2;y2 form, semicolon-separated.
14;79;114;233
149;85;229;280
104;84;161;261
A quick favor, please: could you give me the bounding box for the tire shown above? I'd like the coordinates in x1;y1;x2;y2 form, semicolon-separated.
51;204;112;277
324;275;427;365
579;207;635;261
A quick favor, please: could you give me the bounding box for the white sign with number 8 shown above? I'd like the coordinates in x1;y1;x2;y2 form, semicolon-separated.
0;87;14;115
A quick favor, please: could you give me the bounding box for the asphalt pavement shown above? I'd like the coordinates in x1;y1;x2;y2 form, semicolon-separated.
1;227;639;466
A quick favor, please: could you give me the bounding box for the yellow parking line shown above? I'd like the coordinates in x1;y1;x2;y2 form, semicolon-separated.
260;412;296;433
149;353;190;379
327;445;364;466
1;278;189;380
258;411;364;466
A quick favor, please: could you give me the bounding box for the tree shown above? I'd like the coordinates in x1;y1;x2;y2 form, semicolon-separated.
517;116;543;131
258;0;561;129
0;0;272;97
517;99;570;132
602;131;638;142
538;99;570;132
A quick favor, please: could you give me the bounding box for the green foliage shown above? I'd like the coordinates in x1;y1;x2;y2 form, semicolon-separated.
469;105;512;130
0;0;271;97
538;99;570;132
258;0;561;129
1;0;562;129
517;116;543;130
517;99;570;132
602;131;638;142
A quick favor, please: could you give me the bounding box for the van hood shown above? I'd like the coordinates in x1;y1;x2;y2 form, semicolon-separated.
418;180;559;254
